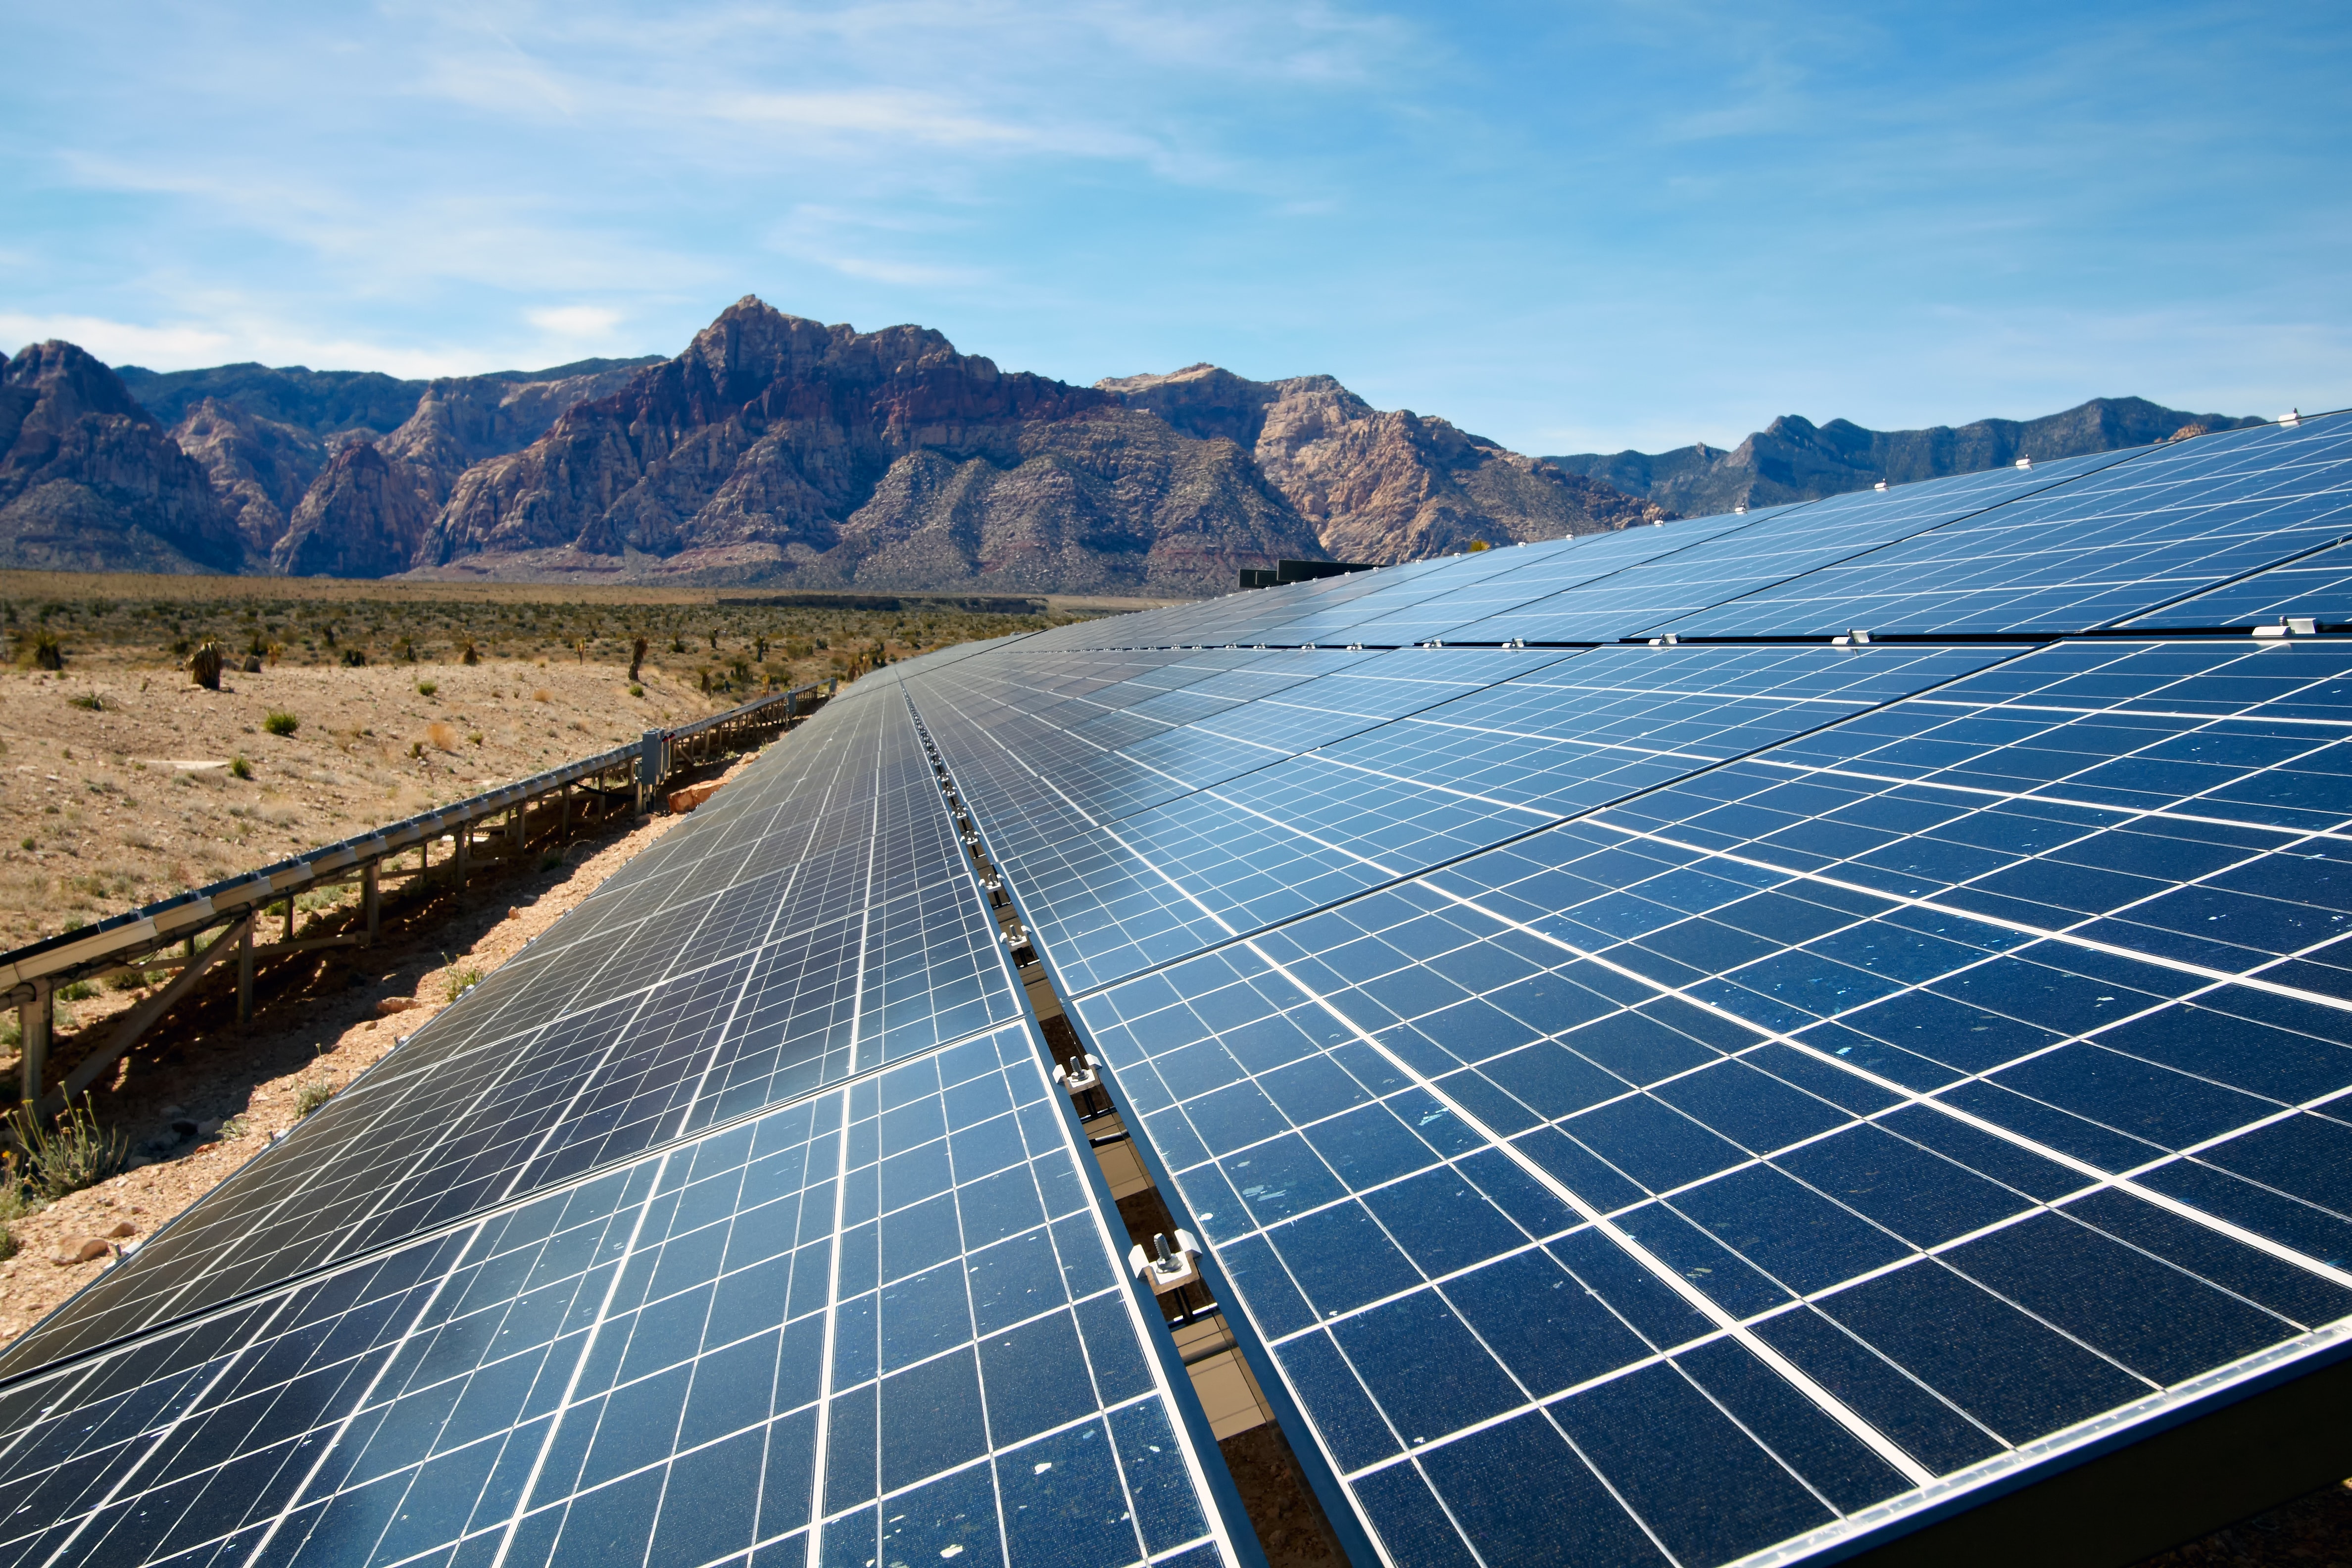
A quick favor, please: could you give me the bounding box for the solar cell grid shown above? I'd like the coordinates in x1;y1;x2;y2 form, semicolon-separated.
1665;412;2352;638
0;1026;1242;1568
13;431;2352;1568
1437;455;2135;646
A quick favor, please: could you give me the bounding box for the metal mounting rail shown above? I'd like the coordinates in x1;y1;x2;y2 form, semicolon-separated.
1;679;833;1112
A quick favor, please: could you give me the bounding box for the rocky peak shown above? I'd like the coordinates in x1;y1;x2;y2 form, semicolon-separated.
169;396;330;555
4;341;155;430
0;341;244;573
1100;363;1662;562
271;441;432;578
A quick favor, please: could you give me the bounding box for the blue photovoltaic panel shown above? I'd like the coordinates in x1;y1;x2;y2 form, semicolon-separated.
1654;413;2352;638
933;643;2017;998
0;1026;1244;1568
1437;452;2137;646
2125;536;2352;630
1066;636;2352;1567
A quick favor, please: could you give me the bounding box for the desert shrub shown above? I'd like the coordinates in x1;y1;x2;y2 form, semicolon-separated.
416;679;438;697
5;1097;128;1202
629;684;644;697
467;731;484;745
57;980;98;1002
230;754;252;779
263;710;299;736
16;837;30;852
188;641;224;689
426;721;458;751
444;966;484;1002
460;639;480;665
532;688;551;703
340;647;367;667
295;1080;334;1117
68;693;101;711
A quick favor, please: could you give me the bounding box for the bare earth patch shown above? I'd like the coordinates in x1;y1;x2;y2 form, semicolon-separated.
0;655;722;953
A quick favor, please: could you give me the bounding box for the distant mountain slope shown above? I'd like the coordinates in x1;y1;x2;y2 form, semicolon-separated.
0;343;244;573
1101;363;1664;562
414;298;1321;594
1548;397;2264;515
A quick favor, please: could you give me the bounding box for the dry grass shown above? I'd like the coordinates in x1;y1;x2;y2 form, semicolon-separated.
0;572;1088;957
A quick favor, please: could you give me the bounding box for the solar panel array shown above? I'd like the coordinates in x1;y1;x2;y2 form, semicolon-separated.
2;409;2349;1568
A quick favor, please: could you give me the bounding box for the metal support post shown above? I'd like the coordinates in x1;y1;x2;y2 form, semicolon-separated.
453;827;469;901
18;980;49;1107
237;923;254;1026
509;801;523;854
560;782;571;838
283;894;296;944
363;861;380;944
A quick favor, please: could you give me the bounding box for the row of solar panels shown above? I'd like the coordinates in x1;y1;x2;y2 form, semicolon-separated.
0;410;2344;1568
1013;411;2352;652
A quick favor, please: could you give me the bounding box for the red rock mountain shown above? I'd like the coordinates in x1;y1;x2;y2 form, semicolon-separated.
413;299;1320;593
0;343;245;573
5;303;1659;590
1100;363;1666;561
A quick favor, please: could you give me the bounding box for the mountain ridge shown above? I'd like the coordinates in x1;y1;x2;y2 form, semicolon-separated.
0;304;2271;593
1548;396;2264;515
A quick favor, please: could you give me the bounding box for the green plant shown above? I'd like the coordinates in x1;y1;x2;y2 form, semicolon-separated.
68;693;101;711
629;684;644;698
5;1096;128;1202
340;647;367;667
188;640;223;689
16;837;30;852
467;731;484;746
218;1115;250;1140
444;966;484;1002
28;629;63;670
263;710;299;736
539;847;565;872
460;639;480;666
57;980;98;1002
230;754;252;780
416;680;438;697
295;1080;335;1117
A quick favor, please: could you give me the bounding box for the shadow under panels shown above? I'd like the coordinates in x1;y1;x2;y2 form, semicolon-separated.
1067;635;2352;1568
0;1026;1247;1568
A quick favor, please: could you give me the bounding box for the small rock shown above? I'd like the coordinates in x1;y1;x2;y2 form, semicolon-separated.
375;996;418;1016
106;1222;137;1239
50;1238;110;1266
196;1118;222;1138
171;1120;198;1141
506;907;521;921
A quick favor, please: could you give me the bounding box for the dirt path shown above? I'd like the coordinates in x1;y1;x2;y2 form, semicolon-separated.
0;746;766;1348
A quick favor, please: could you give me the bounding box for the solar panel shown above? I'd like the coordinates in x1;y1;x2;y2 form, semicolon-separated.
0;1026;1244;1568
2125;536;2352;631
5;410;2348;1568
1663;414;2352;638
1067;637;2352;1567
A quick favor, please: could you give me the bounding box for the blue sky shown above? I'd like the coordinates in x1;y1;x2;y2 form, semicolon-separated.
3;1;2345;453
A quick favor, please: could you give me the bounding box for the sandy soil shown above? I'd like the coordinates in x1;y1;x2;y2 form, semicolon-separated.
0;745;766;1344
0;655;725;953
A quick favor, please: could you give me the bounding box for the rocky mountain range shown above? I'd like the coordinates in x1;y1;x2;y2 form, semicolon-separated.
0;300;2271;594
0;301;1663;594
1549;396;2263;516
